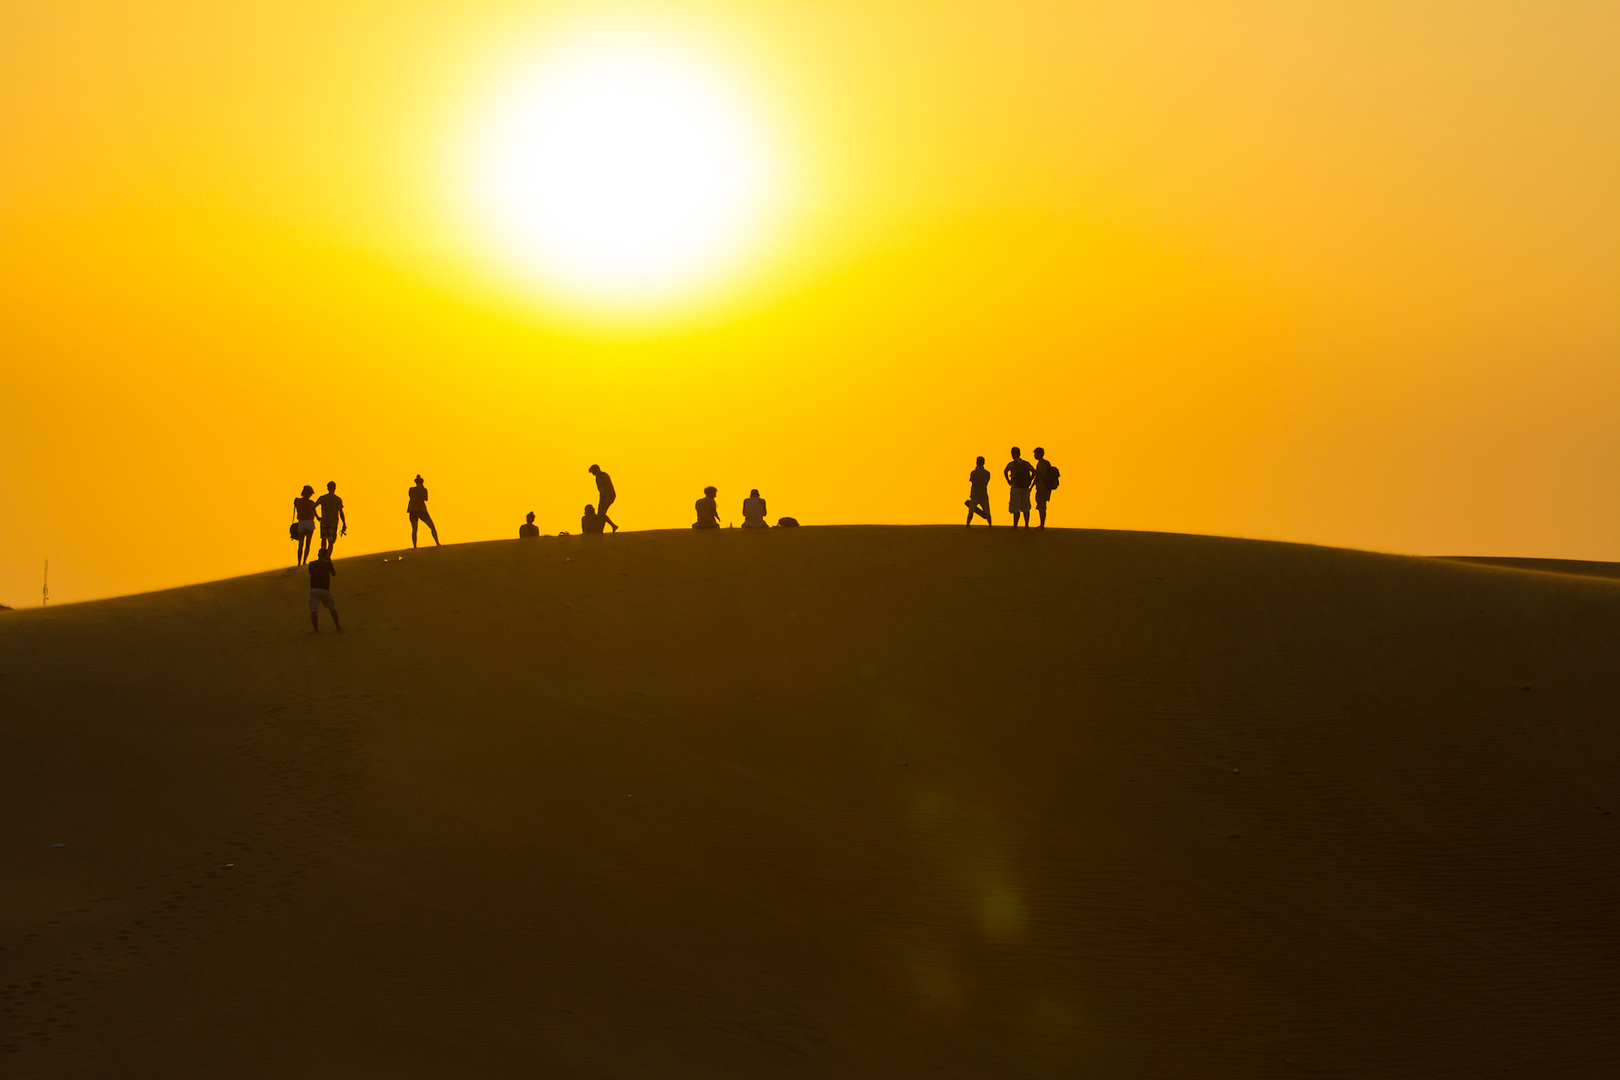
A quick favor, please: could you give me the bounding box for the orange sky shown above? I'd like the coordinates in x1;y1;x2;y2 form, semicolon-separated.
3;1;1617;606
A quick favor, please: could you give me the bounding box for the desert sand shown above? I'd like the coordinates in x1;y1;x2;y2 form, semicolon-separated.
2;526;1617;1078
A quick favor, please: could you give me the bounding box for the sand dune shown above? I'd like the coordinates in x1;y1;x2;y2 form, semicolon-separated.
2;526;1617;1078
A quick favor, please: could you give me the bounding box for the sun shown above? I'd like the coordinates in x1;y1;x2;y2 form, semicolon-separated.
472;40;772;304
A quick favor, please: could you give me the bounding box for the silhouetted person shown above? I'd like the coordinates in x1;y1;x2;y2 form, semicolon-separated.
965;456;992;527
307;545;342;633
581;504;606;535
408;475;440;548
317;481;347;552
519;511;540;539
693;486;720;529
1004;447;1035;528
1033;446;1060;528
742;489;768;528
292;485;318;564
588;464;618;532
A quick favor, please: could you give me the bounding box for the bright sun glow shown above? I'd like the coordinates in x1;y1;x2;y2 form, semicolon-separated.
474;40;771;303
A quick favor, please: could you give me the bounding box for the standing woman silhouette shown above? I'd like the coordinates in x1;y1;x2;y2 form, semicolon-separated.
408;475;440;548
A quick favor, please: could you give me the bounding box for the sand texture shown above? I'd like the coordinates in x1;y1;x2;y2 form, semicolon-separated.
2;526;1617;1078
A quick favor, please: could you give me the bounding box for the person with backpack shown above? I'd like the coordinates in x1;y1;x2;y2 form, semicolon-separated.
1004;447;1036;528
965;456;993;526
1033;447;1060;529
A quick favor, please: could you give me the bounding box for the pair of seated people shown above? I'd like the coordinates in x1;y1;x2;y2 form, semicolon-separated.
693;486;769;528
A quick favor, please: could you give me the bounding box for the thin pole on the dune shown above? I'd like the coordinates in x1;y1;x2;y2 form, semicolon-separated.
42;559;48;607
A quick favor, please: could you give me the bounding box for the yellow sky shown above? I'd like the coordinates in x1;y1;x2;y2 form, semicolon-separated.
3;1;1617;606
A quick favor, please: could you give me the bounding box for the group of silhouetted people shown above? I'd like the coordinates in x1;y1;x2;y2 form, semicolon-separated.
967;446;1059;528
290;474;443;631
289;480;349;633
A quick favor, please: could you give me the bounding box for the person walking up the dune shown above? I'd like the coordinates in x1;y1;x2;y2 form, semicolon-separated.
408;475;440;548
317;481;348;553
1033;447;1060;529
292;485;319;564
1004;448;1035;528
742;489;768;528
519;512;540;539
588;464;619;532
307;545;342;633
693;486;720;529
965;457;993;527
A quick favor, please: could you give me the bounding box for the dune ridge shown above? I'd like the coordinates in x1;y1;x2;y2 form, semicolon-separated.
2;526;1617;1078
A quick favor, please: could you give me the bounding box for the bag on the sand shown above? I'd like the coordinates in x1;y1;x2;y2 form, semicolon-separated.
776;517;800;528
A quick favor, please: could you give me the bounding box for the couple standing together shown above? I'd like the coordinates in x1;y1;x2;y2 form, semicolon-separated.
967;446;1059;528
292;481;347;565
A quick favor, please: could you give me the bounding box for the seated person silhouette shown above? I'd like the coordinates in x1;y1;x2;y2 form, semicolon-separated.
693;486;720;529
519;511;540;539
581;504;606;535
742;489;768;528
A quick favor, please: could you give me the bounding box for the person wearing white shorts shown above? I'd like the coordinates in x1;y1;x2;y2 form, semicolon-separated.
1004;447;1036;528
306;547;342;632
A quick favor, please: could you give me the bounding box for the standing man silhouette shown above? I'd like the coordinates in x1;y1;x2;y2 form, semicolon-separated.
588;465;619;532
316;481;347;553
292;485;318;564
965;457;992;527
1032;447;1060;529
407;475;440;548
1004;447;1035;528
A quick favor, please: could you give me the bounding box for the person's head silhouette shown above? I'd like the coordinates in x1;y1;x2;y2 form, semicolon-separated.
750;489;760;498
414;474;424;486
526;511;536;524
704;486;717;497
976;456;985;467
583;504;596;516
327;481;337;493
1010;447;1022;460
301;484;314;497
588;464;601;476
1033;447;1045;460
